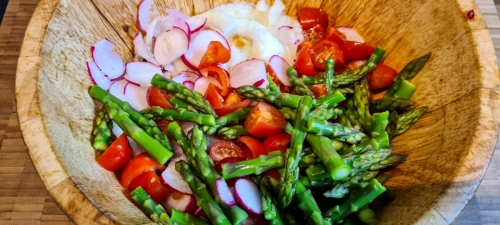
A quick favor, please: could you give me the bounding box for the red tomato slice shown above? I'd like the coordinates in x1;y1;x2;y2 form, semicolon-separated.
200;66;230;96
209;141;245;163
341;41;375;61
129;171;170;203
262;131;291;154
295;43;317;77
237;136;265;159
243;102;286;138
325;27;345;46
147;86;174;108
121;152;162;189
265;169;281;180
366;64;398;90
266;65;291;93
303;24;326;44
199;41;231;67
97;134;132;172
309;40;345;70
215;99;252;117
204;83;224;109
297;7;329;30
308;84;329;98
224;92;242;105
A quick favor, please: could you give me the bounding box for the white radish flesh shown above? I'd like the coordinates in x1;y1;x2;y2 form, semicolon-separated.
161;161;193;194
154;27;189;67
86;60;111;90
229;59;267;88
216;178;236;206
187;17;207;33
255;0;269;11
111;121;124;137
171;71;200;85
182;30;230;68
109;79;128;102
124;83;149;111
133;33;158;66
269;55;292;86
337;27;365;43
91;39;125;79
126;137;146;156
125;62;162;87
137;0;157;32
194;76;222;95
162;191;197;214
165;9;190;36
277;26;300;62
234;178;263;215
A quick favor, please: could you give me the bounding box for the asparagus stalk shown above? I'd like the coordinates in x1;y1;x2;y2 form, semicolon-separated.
357;207;378;225
236;85;302;108
384;52;431;98
301;76;323;85
314;90;346;109
105;102;173;164
323;171;379;198
348;148;392;174
92;106;111;151
396;106;428;135
306;134;351;180
151;74;217;117
305;164;331;181
307;119;361;137
175;161;231;225
170;96;199;113
370;97;416;112
218;125;248;139
260;176;284;225
324;59;335;94
369;154;407;170
354;78;372;132
222;151;285;179
267;74;281;93
295;179;331;225
386;111;399;139
371;111;389;137
393;80;417;99
337;87;355;95
171;209;209;225
89;86;173;153
299;175;334;189
141;107;216;126
345;109;362;131
287;67;315;97
309;108;343;120
340;132;390;157
204;108;251;135
130;187;172;225
338;112;353;129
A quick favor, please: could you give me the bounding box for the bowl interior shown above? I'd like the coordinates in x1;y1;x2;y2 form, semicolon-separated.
15;0;500;224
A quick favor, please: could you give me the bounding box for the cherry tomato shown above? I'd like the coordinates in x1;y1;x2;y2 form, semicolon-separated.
262;131;291;154
129;171;170;203
325;27;345;46
308;84;329;98
244;102;286;138
265;169;281;180
225;92;242;105
366;64;398;90
297;7;329;30
295;43;317;77
200;66;230;96
215;99;253;117
266;65;291;93
199;41;231;67
341;41;375;61
147;86;173;108
97;134;132;172
303;24;325;44
204;83;224;109
121;152;162;189
237;136;265;159
309;40;345;70
209;141;245;163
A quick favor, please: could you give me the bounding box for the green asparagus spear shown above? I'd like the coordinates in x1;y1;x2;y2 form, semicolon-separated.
357;207;377;225
204;108;251;135
306;134;351;181
171;209;209;225
314;90;346;109
295;179;330;225
370;97;416;112
345;109;362;131
354;78;372;132
305;164;331;181
323;171;379;199
299;175;334;189
130;187;172;225
236;85;302;108
175;161;231;225
394;80;417;99
222;151;285;179
348;148;392;174
386;111;399;139
375;174;391;185
309;107;343;120
287;67;315;97
301;76;323;85
307;119;361;137
338;112;353;129
340;132;390;157
396;106;427;135
218;125;248;139
336;87;354;95
324;59;335;94
371;111;389;137
105;102;173;164
141;107;216;126
170;96;199;113
151;74;217;117
261;177;285;225
92;106;111;151
369;154;407;170
384;53;431;98
267;75;281;93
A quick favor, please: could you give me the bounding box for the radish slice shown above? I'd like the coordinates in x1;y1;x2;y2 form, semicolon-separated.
127;137;146;156
216;178;236;206
234;178;263;214
153;18;191;41
144;16;163;50
182;30;230;68
161;160;193;194
154;27;189;67
109;79;128;102
162;191;197;214
137;0;157;32
181;122;194;136
124;83;150;111
229;59;267;88
111;121;124;137
277;26;300;61
133;33;158;66
171;139;186;160
337;27;365;43
194;76;222;95
187;17;207;33
172;71;200;85
86;60;111;90
255;0;269;11
269;55;292;86
125;62;162;87
91;39;125;79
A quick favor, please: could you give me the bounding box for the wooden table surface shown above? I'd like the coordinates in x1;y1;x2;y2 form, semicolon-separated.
1;0;500;224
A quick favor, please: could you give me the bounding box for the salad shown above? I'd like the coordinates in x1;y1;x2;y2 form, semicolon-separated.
86;0;430;224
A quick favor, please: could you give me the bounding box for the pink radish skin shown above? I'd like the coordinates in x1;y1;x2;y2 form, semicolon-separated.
91;39;125;79
137;0;157;32
182;30;230;68
269;55;292;86
124;83;150;111
154;27;189;67
172;71;200;85
86;60;111;90
133;33;158;66
109;79;128;102
253;79;265;87
125;62;162;87
234;178;263;215
229;59;268;88
194;76;222;95
216;178;236;206
187;17;207;33
161;160;193;194
162;191;197;214
336;27;365;43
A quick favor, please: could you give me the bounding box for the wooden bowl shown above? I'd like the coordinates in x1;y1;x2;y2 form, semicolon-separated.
15;0;500;224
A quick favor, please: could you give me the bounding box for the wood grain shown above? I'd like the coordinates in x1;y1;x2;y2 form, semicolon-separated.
10;0;500;225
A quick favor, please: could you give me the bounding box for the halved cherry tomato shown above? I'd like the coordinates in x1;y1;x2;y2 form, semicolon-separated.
308;84;329;98
309;40;345;70
265;169;281;180
121;152;162;189
147;86;173;108
204;83;224;109
266;65;291;93
325;27;345;46
129;171;170;203
297;7;329;30
225;92;242;105
303;24;326;44
341;41;375;61
209;141;245;163
97;134;132;172
199;41;231;67
237;136;265;159
263;131;291;154
200;66;230;96
244;102;286;138
295;43;317;77
366;64;398;90
215;99;253;117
